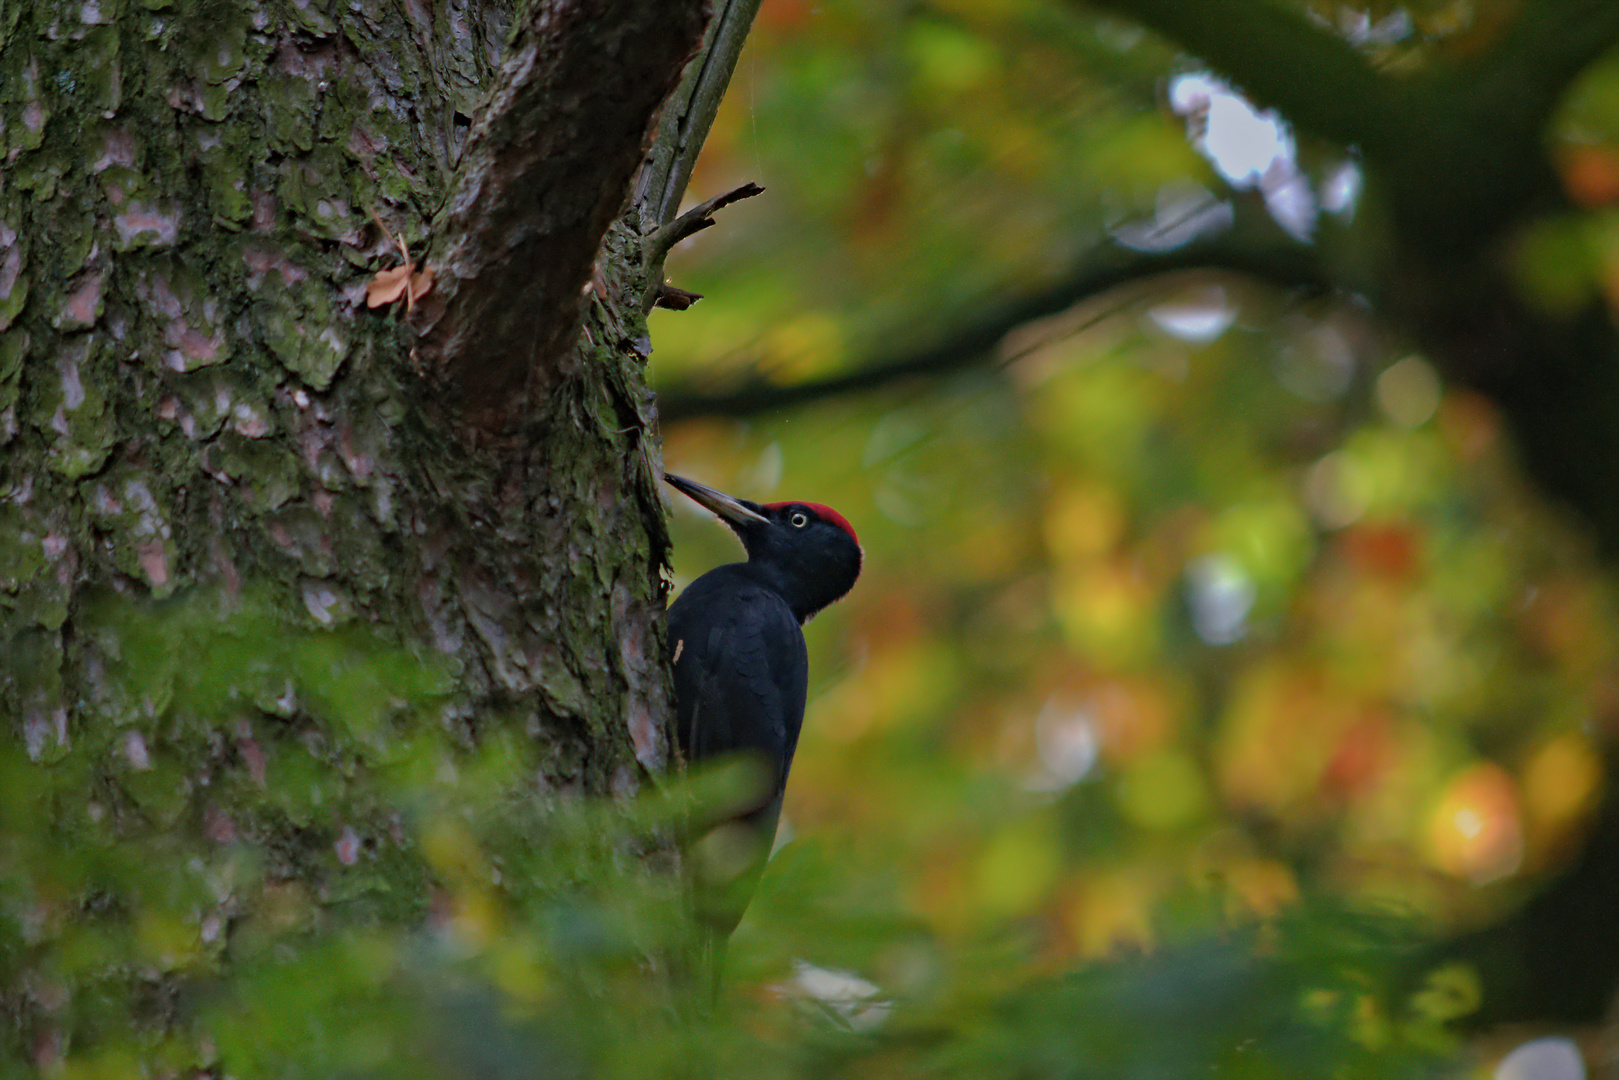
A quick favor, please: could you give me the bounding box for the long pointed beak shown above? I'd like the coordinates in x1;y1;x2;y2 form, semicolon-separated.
664;474;769;527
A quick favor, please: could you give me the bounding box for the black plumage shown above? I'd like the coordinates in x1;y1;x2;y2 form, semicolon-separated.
664;473;862;951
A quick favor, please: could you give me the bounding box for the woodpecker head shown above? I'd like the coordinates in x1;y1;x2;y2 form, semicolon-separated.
665;473;862;622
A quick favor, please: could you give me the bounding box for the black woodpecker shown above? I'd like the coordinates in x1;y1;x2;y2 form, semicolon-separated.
663;473;862;971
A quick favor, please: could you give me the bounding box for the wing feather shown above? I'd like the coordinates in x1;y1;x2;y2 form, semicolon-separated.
669;570;808;826
668;567;811;946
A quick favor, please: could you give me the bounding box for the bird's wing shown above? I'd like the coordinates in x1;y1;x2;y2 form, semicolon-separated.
668;576;810;947
669;579;808;818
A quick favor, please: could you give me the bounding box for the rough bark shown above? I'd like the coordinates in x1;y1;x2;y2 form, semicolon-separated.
0;0;714;1067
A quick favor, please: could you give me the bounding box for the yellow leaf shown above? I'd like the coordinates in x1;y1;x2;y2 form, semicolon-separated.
1524;733;1603;836
1410;963;1482;1022
1115;749;1208;830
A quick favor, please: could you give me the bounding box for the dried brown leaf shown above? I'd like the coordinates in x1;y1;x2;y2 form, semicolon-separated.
367;264;413;308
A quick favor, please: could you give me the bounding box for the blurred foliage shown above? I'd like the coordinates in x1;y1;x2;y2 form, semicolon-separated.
0;591;1457;1079
0;589;1465;1079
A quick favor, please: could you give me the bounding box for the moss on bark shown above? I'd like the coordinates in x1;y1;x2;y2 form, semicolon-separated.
0;0;698;1067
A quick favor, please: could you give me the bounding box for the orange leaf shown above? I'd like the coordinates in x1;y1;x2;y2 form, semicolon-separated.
367;264;413;308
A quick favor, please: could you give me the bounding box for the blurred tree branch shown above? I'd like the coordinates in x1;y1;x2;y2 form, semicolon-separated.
659;207;1329;421
1483;0;1619;120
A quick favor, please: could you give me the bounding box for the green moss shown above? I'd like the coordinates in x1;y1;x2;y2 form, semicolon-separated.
263;748;343;828
80;26;123;115
86;466;177;588
25;572;72;631
171;370;233;439
258;274;348;389
77;603;166;726
10;143;64;197
355;99;421;193
372;155;428;212
0;441;76;629
263;506;338;577
303;438;348;490
0;329;26;407
122;753;191;828
98;164;148;205
0;505;48;592
0;268;27;331
8;107;48;157
139;256;235;373
266;70;319;155
197;80;232;122
173;0;252;97
317;74;359;150
281;0;336;37
216;433;301;512
200;139;253;227
279;147;358;240
197;16;248;86
299;577;355;626
7;628;68;763
0;0;21;44
325;494;397;592
32;339;117;479
52;200;97;278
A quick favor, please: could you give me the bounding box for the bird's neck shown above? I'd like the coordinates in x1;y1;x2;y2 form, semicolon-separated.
737;560;827;624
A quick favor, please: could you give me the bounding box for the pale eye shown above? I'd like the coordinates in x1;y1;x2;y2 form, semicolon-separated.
789;511;809;528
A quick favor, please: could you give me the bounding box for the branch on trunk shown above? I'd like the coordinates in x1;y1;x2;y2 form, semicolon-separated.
653;284;705;311
632;0;766;321
640;181;763;313
413;0;710;438
636;0;767;229
660;213;1331;421
646;182;765;264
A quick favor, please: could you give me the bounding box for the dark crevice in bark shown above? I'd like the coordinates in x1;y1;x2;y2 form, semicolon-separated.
413;0;710;438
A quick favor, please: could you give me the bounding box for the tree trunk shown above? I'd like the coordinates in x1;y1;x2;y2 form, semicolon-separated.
0;0;715;1068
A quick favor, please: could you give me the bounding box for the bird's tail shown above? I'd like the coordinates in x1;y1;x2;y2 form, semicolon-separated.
682;816;773;1010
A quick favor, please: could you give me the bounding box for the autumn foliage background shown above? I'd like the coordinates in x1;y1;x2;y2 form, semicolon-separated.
654;0;1619;1071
